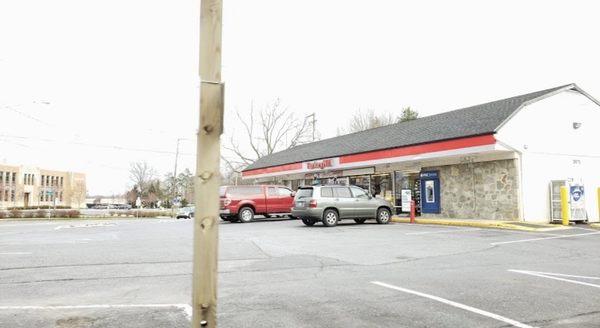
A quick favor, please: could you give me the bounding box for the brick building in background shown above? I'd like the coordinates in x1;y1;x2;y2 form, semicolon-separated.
0;164;86;209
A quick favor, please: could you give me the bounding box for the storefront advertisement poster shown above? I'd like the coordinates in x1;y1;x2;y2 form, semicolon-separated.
401;189;412;212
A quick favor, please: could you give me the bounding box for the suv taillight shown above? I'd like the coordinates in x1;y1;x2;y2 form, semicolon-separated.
309;199;317;208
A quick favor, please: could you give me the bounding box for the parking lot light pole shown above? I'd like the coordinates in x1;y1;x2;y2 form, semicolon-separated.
193;0;224;327
171;138;184;218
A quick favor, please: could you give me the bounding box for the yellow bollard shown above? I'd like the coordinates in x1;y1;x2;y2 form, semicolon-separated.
560;186;570;226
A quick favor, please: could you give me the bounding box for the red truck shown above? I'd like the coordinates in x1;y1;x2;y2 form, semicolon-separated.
219;185;295;223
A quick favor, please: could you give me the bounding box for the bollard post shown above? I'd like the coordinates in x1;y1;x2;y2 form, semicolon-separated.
410;200;416;224
560;186;570;226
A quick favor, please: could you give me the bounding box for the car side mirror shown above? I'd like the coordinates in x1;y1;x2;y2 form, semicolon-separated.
290;192;296;197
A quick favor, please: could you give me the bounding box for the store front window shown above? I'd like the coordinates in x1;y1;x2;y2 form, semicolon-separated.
349;176;369;191
370;174;392;202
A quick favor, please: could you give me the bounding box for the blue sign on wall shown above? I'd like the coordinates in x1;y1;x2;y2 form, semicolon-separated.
570;185;584;201
420;171;441;214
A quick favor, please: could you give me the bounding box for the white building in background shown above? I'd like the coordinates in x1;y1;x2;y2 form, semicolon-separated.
0;164;86;209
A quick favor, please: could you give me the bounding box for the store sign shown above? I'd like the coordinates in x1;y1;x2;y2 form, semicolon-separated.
420;171;439;179
306;159;333;170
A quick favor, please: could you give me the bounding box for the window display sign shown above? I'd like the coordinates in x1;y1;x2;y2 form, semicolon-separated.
401;189;412;213
570;184;587;221
425;180;435;203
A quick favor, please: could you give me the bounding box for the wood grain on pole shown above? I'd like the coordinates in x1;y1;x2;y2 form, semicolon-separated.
193;0;223;327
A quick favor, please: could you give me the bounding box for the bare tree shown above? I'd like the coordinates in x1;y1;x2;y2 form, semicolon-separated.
337;107;418;135
223;99;313;170
337;109;397;135
129;161;156;195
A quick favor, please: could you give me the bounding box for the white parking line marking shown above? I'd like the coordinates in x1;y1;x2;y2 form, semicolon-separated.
509;270;600;289
371;281;535;328
0;304;192;320
512;270;600;281
490;231;600;245
405;228;481;235
0;252;32;255
55;223;117;230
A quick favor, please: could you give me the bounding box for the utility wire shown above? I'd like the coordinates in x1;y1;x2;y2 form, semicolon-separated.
0;104;52;126
0;134;195;156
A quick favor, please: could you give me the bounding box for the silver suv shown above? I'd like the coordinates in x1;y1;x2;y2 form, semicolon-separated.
292;185;394;227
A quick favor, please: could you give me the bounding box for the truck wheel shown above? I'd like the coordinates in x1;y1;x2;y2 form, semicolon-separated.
322;209;338;227
238;207;254;223
301;218;316;226
376;208;391;224
354;218;366;224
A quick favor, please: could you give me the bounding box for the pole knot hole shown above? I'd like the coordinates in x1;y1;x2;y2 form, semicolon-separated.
202;124;214;134
198;172;213;183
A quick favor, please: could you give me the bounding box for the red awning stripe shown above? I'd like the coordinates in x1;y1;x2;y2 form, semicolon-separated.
340;134;496;164
242;162;302;177
241;134;496;177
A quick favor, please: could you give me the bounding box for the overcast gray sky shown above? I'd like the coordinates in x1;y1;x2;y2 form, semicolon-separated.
1;0;599;195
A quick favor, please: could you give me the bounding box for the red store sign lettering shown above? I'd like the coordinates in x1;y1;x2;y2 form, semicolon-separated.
306;159;333;170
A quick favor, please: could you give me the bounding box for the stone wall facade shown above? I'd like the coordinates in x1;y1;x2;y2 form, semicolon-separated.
422;159;520;220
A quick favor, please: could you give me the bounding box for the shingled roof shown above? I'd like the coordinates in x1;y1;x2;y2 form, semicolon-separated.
244;84;578;171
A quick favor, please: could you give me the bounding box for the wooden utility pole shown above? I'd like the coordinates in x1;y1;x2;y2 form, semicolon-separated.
193;0;223;327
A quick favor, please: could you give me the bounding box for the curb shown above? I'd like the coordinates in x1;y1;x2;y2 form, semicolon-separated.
590;223;600;230
391;217;570;232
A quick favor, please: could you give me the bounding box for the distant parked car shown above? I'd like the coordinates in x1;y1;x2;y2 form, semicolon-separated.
176;206;195;219
219;185;295;223
114;204;132;210
292;185;393;227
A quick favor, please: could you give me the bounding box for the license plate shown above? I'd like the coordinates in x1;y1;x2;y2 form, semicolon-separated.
296;201;305;208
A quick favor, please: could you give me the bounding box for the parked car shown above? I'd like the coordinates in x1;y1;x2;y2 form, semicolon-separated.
177;206;195;219
292;185;393;227
219;185;295;223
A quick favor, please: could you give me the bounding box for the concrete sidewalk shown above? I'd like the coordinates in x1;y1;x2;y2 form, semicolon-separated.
391;216;570;232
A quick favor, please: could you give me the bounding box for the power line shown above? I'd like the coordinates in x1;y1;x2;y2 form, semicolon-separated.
0;104;52;126
0;134;196;156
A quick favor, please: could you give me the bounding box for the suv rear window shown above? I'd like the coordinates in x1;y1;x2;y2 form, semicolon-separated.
295;188;313;199
226;186;262;196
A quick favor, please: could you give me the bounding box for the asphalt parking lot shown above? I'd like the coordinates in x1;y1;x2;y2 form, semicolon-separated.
1;218;599;327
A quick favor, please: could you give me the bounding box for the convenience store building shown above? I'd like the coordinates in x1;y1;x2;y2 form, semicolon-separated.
241;84;600;223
